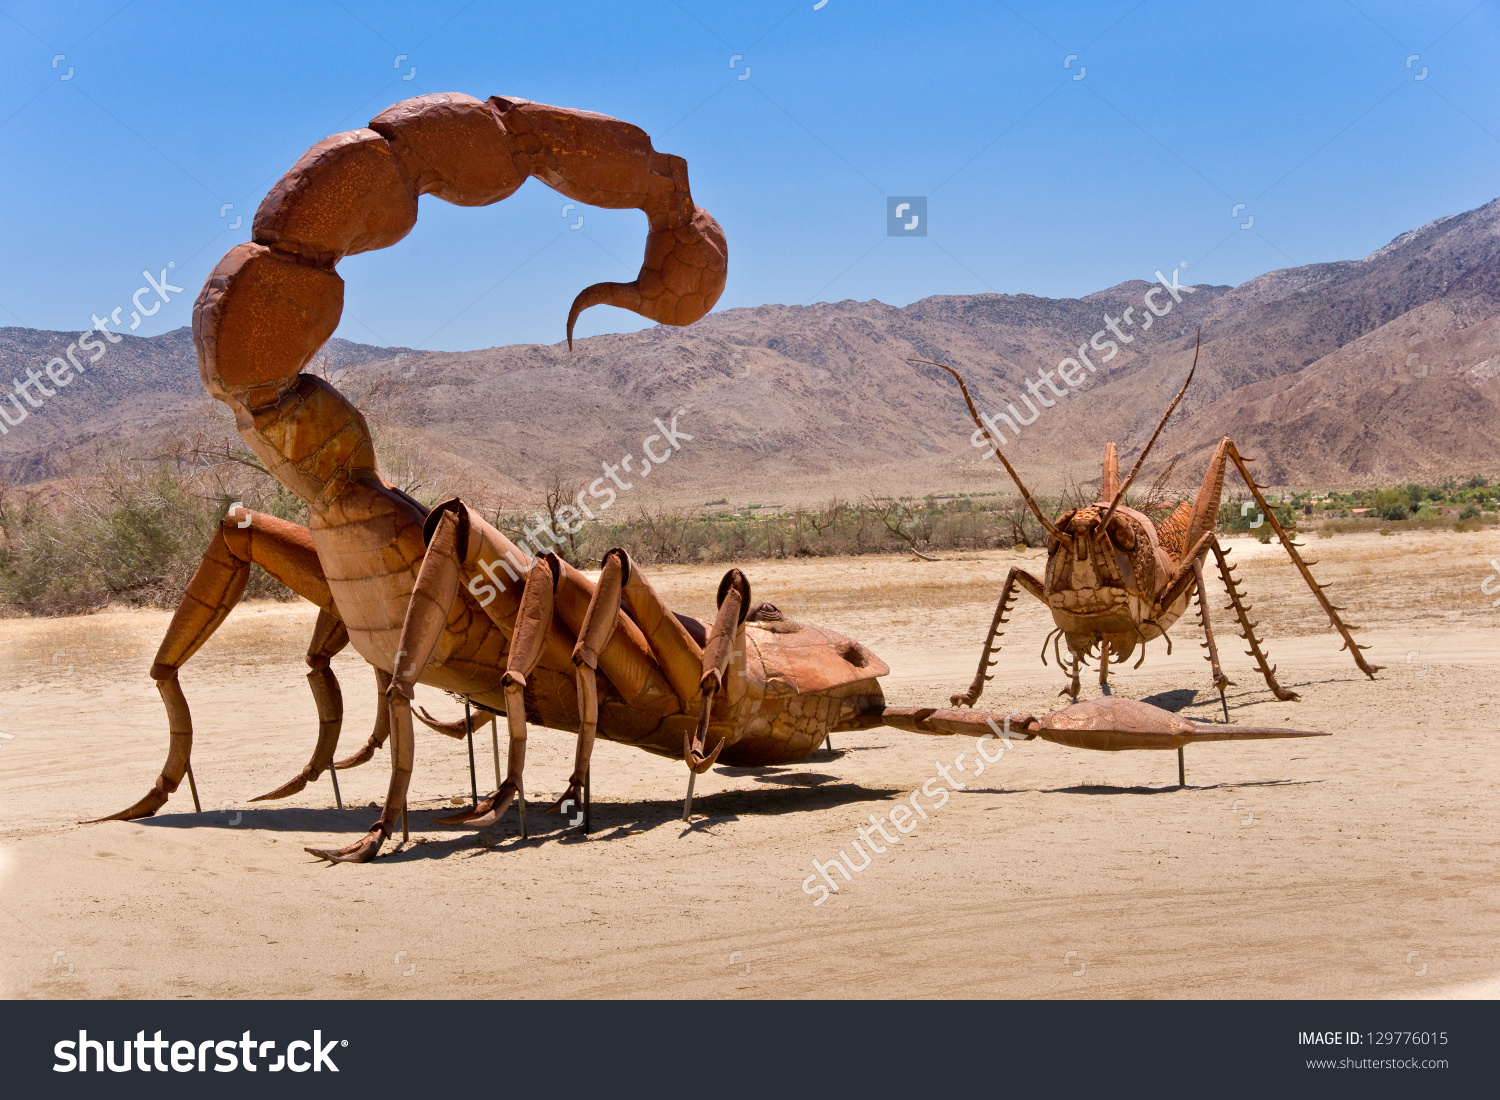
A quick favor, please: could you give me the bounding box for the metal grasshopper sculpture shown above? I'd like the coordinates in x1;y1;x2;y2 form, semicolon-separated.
96;95;1329;864
915;345;1382;716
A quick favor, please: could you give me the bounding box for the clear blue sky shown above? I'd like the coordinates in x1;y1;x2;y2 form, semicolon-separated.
1;1;1497;351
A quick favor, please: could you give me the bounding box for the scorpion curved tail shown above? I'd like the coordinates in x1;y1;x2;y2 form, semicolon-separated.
195;92;728;408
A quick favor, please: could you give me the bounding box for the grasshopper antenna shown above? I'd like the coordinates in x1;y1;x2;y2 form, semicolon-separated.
910;358;1065;543
1100;330;1200;531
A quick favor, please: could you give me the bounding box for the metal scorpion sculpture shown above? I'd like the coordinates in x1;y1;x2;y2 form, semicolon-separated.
913;346;1381;718
97;94;1329;862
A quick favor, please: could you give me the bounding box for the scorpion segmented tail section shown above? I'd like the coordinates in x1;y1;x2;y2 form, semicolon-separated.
195;93;727;403
488;97;727;349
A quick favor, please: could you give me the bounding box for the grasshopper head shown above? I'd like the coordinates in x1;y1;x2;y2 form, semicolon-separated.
1045;503;1157;641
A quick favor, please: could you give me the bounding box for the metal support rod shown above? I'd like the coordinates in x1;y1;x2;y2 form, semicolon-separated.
464;698;478;809
401;807;409;844
329;761;343;810
185;761;201;813
517;777;527;839
583;768;591;834
489;714;502;791
683;769;697;822
1218;688;1229;724
824;733;833;752
1177;747;1186;788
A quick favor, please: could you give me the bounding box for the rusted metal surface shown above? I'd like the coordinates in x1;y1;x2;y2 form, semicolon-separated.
94;101;1330;863
921;341;1380;710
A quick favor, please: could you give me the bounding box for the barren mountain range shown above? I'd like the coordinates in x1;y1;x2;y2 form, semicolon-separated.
5;194;1500;505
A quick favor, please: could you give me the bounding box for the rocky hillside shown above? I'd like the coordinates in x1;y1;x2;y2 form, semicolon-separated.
4;195;1499;501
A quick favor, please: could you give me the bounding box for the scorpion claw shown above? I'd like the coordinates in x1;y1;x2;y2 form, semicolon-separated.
86;787;169;823
413;706;469;739
305;822;387;864
434;781;516;827
333;738;378;770
547;781;584;815
685;735;727;775
250;765;316;802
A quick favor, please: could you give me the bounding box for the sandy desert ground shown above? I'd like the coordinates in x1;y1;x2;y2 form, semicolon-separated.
0;528;1496;999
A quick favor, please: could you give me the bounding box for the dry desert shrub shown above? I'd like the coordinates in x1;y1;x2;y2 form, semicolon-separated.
0;450;299;616
0;362;483;616
485;491;1079;569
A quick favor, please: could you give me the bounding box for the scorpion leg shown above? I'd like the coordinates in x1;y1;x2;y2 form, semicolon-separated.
413;702;495;740
251;607;349;802
93;509;334;823
682;569;748;820
617;548;705;708
551;547;626;819
333;668;393;769
436;553;560;830
952;567;1045;707
687;570;746;774
306;509;466;863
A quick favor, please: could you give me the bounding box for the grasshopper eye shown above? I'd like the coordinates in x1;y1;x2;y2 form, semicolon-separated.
1106;515;1137;550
